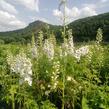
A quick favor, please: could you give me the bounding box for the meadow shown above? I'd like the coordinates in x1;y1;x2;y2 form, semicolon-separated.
0;28;109;109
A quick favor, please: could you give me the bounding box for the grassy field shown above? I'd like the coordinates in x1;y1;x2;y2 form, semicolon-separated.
0;29;109;109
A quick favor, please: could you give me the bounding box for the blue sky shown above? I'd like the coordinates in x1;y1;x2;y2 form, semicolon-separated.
0;0;109;31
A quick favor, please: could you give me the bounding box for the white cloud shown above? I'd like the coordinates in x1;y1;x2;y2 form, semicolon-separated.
53;9;63;19
65;7;80;18
0;10;27;31
99;0;109;8
101;0;108;3
81;7;97;17
30;16;51;24
0;0;40;31
14;0;39;12
53;0;109;24
53;5;97;24
82;4;96;9
0;0;18;14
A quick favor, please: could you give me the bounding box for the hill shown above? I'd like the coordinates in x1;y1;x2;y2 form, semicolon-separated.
68;12;109;42
0;12;109;44
0;20;59;44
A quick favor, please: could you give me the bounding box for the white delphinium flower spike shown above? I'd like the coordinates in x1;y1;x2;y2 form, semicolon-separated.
74;46;89;61
50;61;60;90
31;33;38;58
43;39;54;59
67;29;74;55
7;52;32;86
96;28;103;44
62;38;69;56
31;45;38;58
61;29;74;56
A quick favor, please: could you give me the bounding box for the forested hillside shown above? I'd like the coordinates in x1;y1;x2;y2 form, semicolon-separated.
69;12;109;42
0;12;109;44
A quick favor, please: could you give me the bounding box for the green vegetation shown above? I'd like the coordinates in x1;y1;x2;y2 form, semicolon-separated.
0;20;61;44
68;12;109;42
0;28;109;109
0;12;109;44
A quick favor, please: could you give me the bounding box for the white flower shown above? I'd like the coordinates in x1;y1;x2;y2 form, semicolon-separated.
43;39;54;59
62;40;69;56
72;77;78;84
59;46;63;57
61;33;74;56
7;52;32;86
53;81;58;89
73;51;81;61
67;76;78;84
48;84;51;88
45;91;50;96
24;76;32;86
78;86;82;90
67;30;74;54
31;45;38;58
50;61;60;90
74;46;89;61
79;46;89;56
67;76;72;81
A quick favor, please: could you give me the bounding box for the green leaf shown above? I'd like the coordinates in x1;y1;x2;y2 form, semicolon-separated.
82;97;89;109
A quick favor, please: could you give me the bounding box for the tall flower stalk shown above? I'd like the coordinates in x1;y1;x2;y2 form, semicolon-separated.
63;1;66;109
59;0;67;109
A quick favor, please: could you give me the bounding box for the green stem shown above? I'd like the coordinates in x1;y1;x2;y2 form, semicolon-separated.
62;70;65;109
62;1;66;109
19;102;21;109
18;85;21;109
73;97;75;109
12;93;15;109
23;96;25;109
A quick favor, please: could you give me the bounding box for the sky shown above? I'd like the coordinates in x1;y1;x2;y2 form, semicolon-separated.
0;0;109;32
